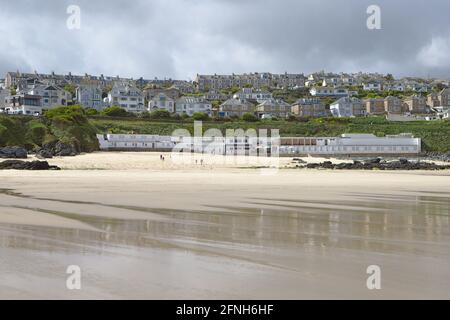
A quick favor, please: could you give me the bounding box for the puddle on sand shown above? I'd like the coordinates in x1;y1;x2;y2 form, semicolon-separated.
1;190;450;299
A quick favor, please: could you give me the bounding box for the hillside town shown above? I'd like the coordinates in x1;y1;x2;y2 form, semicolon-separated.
1;70;449;120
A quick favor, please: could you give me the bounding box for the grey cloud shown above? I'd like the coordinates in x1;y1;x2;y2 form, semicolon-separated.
0;0;449;80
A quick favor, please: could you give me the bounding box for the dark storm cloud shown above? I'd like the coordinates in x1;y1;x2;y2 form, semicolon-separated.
0;0;449;80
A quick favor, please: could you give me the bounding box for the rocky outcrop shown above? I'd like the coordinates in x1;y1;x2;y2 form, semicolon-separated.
424;152;450;163
292;158;307;164
54;141;78;156
0;146;28;159
297;158;450;171
36;149;54;159
0;160;60;170
36;141;78;158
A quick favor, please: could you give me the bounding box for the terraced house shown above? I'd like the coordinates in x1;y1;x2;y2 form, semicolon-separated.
403;95;428;114
292;98;327;118
5;70;132;90
255;98;291;119
364;98;386;115
195;72;306;91
219;98;255;118
384;96;405;114
427;88;450;108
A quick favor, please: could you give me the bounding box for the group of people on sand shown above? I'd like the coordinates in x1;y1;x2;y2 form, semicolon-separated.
195;159;204;166
159;154;206;166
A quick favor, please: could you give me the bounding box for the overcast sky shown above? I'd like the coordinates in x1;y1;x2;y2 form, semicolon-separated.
0;0;449;80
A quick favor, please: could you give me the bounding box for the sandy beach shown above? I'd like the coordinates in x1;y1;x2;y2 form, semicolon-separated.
1;152;450;299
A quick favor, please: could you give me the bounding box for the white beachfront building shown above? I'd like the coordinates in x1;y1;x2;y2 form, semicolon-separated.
97;134;175;151
175;97;212;116
279;133;421;155
97;133;421;156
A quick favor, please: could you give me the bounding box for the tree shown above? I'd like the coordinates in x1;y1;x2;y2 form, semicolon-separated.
10;85;17;95
181;113;190;119
434;83;446;92
64;84;77;98
384;74;394;82
242;112;258;122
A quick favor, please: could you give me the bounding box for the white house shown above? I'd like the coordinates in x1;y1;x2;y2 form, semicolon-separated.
330;97;366;117
175;97;212;116
363;81;382;91
4;94;42;115
148;93;175;113
233;88;273;102
24;84;72;109
310;86;349;97
383;82;405;92
76;85;104;110
107;83;145;113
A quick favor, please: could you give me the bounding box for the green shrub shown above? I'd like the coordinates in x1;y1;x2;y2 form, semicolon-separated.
242;113;258;122
192;112;209;121
85;108;99;116
149;109;171;119
101;106;130;117
26;121;48;146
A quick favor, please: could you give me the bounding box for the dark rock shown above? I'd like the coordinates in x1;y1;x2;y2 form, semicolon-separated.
36;149;54;159
365;157;382;164
54;142;77;157
40;141;79;157
424;152;450;163
0;160;60;170
297;158;450;171
292;158;306;164
0;146;28;159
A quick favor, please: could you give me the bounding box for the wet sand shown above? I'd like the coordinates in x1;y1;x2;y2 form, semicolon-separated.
1;154;450;299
